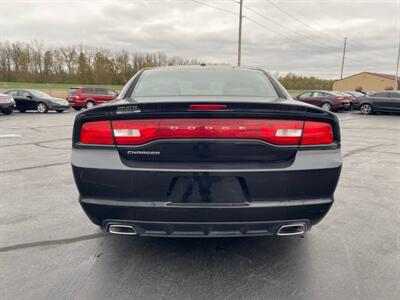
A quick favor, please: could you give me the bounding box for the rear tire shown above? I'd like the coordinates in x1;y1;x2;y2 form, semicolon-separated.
321;102;332;111
72;106;82;111
37;102;48;113
85;101;95;109
360;103;372;115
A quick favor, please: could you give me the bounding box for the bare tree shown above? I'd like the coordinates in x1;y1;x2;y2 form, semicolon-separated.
59;46;77;80
0;40;207;84
31;40;45;80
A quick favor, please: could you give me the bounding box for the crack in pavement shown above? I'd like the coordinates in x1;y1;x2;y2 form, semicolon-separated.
2;124;72;130
35;142;70;150
0;137;70;148
343;143;395;158
369;150;400;156
1;161;70;174
0;233;107;253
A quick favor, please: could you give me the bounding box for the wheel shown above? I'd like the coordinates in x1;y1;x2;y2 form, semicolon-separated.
37;102;48;113
56;110;64;113
321;102;332;111
85;101;95;109
2;109;13;115
360;103;373;115
17;109;26;113
72;106;82;111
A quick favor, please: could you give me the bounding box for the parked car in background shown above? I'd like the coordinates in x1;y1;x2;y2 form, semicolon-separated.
342;91;365;99
72;66;342;238
67;87;118;110
3;89;69;113
334;91;356;103
293;90;350;111
352;91;400;114
0;93;15;115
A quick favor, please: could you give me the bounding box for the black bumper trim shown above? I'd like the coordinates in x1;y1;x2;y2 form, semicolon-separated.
103;219;311;238
80;197;333;227
81;198;332;208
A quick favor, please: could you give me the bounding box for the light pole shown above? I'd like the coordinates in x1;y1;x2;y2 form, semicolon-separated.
340;37;347;79
395;33;400;90
237;0;243;66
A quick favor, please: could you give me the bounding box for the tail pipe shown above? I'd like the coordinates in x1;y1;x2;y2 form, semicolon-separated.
277;223;306;236
107;224;137;236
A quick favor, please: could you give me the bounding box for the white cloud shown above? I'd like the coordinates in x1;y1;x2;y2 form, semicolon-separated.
0;0;399;78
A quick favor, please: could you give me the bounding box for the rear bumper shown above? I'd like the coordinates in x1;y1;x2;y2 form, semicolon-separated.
67;99;84;108
80;197;332;237
105;220;312;238
72;147;341;236
333;102;351;110
0;102;15;110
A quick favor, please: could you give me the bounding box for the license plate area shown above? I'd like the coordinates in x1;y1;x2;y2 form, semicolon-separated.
167;175;249;204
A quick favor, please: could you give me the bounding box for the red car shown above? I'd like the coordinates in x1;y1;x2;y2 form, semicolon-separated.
67;87;118;110
293;91;351;111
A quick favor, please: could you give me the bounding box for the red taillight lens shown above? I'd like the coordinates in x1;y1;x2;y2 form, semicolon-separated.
80;121;113;144
111;119;304;145
301;121;334;145
79;119;334;146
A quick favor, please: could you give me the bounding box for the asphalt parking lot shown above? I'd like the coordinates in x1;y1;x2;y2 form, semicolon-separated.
1;110;399;300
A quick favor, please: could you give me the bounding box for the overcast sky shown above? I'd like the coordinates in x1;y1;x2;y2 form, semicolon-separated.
0;0;399;78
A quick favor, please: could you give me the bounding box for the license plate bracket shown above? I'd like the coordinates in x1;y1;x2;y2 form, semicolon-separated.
167;175;248;204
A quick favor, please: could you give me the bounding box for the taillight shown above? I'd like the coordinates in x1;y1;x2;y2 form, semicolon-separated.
189;104;227;111
111;119;304;145
335;96;344;101
301;121;334;145
80;121;113;144
79;119;334;146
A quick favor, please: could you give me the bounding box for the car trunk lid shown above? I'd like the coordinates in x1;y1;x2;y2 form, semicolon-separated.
96;100;337;165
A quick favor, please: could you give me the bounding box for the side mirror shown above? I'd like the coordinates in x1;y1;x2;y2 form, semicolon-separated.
27;95;33;99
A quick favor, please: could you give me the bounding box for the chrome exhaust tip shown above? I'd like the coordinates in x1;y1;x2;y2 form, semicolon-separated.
107;224;137;236
277;223;306;236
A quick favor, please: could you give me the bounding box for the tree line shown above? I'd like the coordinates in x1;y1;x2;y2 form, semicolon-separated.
277;73;334;90
0;40;334;89
0;40;200;85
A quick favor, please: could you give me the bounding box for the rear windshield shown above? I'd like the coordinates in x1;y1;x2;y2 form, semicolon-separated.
68;88;78;95
131;68;278;98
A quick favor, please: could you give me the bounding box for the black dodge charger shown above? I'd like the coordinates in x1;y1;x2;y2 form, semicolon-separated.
72;66;342;237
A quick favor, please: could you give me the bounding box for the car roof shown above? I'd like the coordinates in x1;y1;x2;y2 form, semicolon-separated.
6;89;38;92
